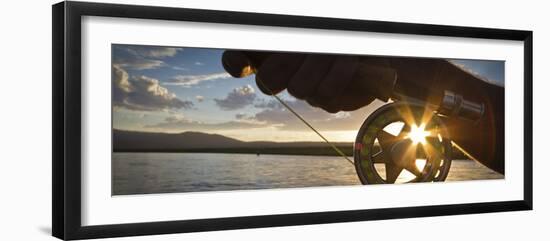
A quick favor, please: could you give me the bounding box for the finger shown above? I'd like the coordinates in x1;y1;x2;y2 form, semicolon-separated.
315;56;359;104
314;94;374;113
307;96;341;113
287;54;335;99
318;101;341;113
335;95;375;112
222;51;271;78
222;51;254;78
243;52;271;69
314;72;375;113
256;53;306;95
306;97;321;108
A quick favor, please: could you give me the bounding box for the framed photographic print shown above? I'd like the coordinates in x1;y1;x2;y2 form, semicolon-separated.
52;1;533;240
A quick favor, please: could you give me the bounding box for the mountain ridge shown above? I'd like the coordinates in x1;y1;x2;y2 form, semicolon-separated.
113;129;352;152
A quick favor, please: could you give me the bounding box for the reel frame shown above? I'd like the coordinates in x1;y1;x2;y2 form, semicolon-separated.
354;102;453;184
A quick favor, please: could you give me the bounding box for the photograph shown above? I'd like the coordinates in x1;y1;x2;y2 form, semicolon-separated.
111;44;505;195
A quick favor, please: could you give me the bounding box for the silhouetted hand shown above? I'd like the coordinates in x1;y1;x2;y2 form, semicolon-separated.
222;51;379;113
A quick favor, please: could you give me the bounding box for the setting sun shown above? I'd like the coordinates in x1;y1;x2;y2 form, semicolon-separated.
408;124;430;144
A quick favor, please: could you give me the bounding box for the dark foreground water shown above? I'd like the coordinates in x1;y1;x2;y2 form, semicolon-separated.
112;152;503;195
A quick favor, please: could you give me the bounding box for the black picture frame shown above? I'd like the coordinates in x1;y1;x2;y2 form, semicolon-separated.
52;1;533;240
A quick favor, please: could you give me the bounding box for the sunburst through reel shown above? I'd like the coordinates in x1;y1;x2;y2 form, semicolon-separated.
354;102;452;184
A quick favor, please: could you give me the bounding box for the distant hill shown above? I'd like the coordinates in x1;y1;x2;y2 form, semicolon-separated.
113;130;469;159
114;129;244;150
113;129;353;155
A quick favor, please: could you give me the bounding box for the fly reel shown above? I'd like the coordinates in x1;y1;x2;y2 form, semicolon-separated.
354;102;453;184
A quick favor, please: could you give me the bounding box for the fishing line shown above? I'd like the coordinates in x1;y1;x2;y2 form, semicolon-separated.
256;78;355;165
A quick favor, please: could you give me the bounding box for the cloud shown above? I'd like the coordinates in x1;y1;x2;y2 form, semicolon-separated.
145;115;265;131
125;46;183;58
235;113;252;120
112;65;193;111
449;61;488;82
214;85;257;110
142;91;383;133
448;60;504;86
195;62;204;66
113;64;132;98
114;58;165;70
172;66;188;71
251;98;383;131
165;72;232;87
195;95;205;102
113;45;183;70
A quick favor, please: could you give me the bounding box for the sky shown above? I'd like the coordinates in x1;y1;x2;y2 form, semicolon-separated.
112;44;504;142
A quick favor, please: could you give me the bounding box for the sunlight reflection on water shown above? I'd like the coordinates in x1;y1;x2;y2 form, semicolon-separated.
112;153;503;195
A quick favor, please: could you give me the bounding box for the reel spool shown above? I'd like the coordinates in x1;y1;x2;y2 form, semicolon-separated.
354;102;452;184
